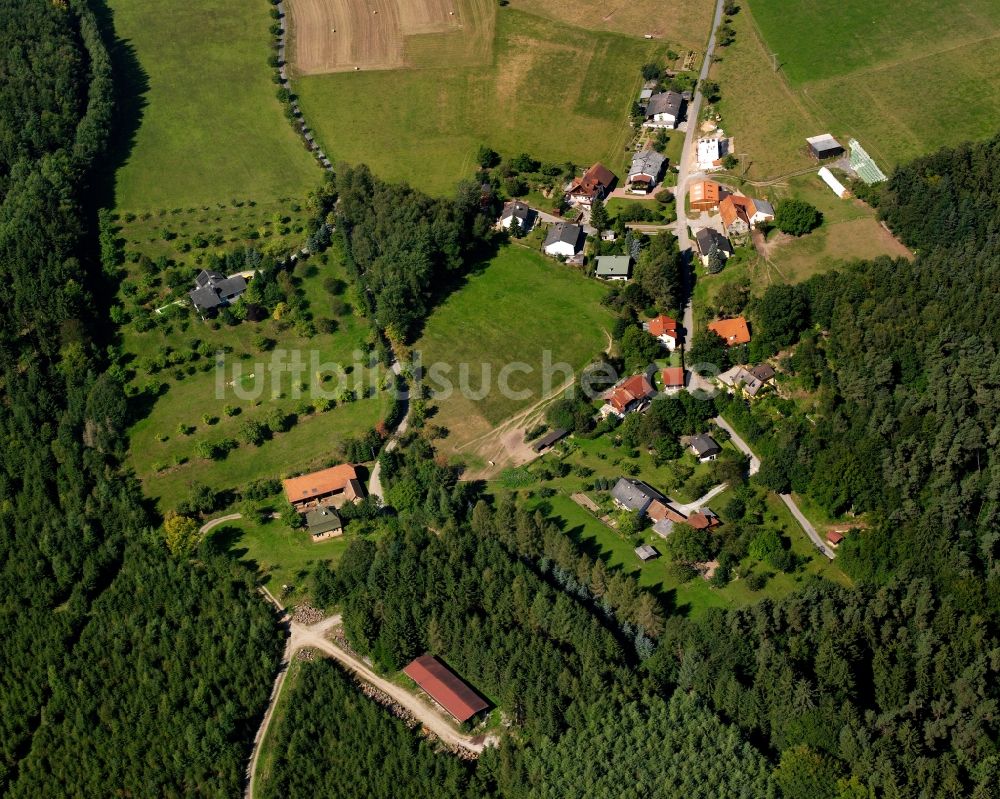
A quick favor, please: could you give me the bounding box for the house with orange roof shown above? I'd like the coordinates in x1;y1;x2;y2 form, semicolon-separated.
708;316;751;346
282;463;365;511
719;194;775;238
689;179;725;212
661;366;685;392
605;373;655;417
646;314;679;350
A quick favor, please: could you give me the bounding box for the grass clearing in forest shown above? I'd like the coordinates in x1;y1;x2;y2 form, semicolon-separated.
108;0;319;210
417;245;614;453
294;8;667;195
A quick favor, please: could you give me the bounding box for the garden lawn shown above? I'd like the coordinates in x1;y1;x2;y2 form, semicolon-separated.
108;0;319;210
206;516;352;603
417;244;615;451
294;8;667;196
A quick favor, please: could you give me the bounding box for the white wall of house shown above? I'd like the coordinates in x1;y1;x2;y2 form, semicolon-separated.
658;334;677;351
544;241;578;258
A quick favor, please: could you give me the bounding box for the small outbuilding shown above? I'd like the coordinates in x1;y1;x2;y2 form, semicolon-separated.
635;544;660;561
532;428;569;453
305;506;343;541
806;134;844;160
688;433;721;462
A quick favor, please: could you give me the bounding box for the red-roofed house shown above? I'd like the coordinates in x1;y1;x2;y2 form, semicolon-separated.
708;316;751;346
661;366;685;392
282;464;364;511
826;531;845;546
686;509;721;530
402;654;489;723
566;163;616;206
607;374;655;417
647;314;679;350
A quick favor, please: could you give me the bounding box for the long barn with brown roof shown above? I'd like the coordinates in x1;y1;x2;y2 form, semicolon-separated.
403;654;489;723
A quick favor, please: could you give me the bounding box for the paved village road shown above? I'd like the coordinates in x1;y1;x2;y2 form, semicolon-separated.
676;0;727;396
714;416;834;559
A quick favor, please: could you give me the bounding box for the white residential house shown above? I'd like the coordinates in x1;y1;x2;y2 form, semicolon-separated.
594;255;632;281
643;91;685;129
498;201;535;231
543;222;584;258
696;137;728;170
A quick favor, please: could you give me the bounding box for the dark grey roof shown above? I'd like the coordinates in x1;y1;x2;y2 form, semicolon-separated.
695;227;733;256
689;433;721;458
195;269;226;288
629;149;667;179
533;428;569;452
544;222;584;249
751;364;776;382
214;275;247;298
646;91;684;118
595;255;632;277
500;201;532;223
189;286;222;310
306;505;342;536
611;478;663;511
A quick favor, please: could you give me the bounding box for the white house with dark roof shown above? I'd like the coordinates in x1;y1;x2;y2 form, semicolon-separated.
189;270;248;316
543;222;585;258
644;91;685;128
694;228;733;266
627;150;667;193
498;201;535;231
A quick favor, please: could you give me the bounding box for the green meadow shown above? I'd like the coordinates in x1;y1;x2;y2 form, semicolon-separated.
108;0;319;210
417;244;615;452
738;0;1000;168
294;8;667;196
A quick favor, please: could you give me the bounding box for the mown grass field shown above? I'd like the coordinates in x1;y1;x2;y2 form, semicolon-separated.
294;8;667;195
108;0;319;210
728;0;1000;172
417;244;614;453
128;258;387;511
507;0;714;49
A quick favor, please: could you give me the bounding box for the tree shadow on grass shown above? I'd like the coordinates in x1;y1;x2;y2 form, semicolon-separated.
87;0;150;212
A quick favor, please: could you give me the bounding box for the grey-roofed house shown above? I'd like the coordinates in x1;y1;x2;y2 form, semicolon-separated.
306;505;343;541
543;222;585;259
189;270;248;316
594;255;632;281
688;433;722;462
498;201;535;232
652;518;676;538
611;478;664;513
627;150;667;193
635;544;659;561
751;363;776;382
644;91;685;128
694;228;734;266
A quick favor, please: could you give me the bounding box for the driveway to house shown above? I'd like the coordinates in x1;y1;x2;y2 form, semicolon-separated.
676;0;727;394
713;416;834;559
676;481;729;515
367;358;408;501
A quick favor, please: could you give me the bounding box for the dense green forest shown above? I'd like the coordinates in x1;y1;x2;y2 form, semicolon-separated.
334;164;496;344
0;1;281;794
